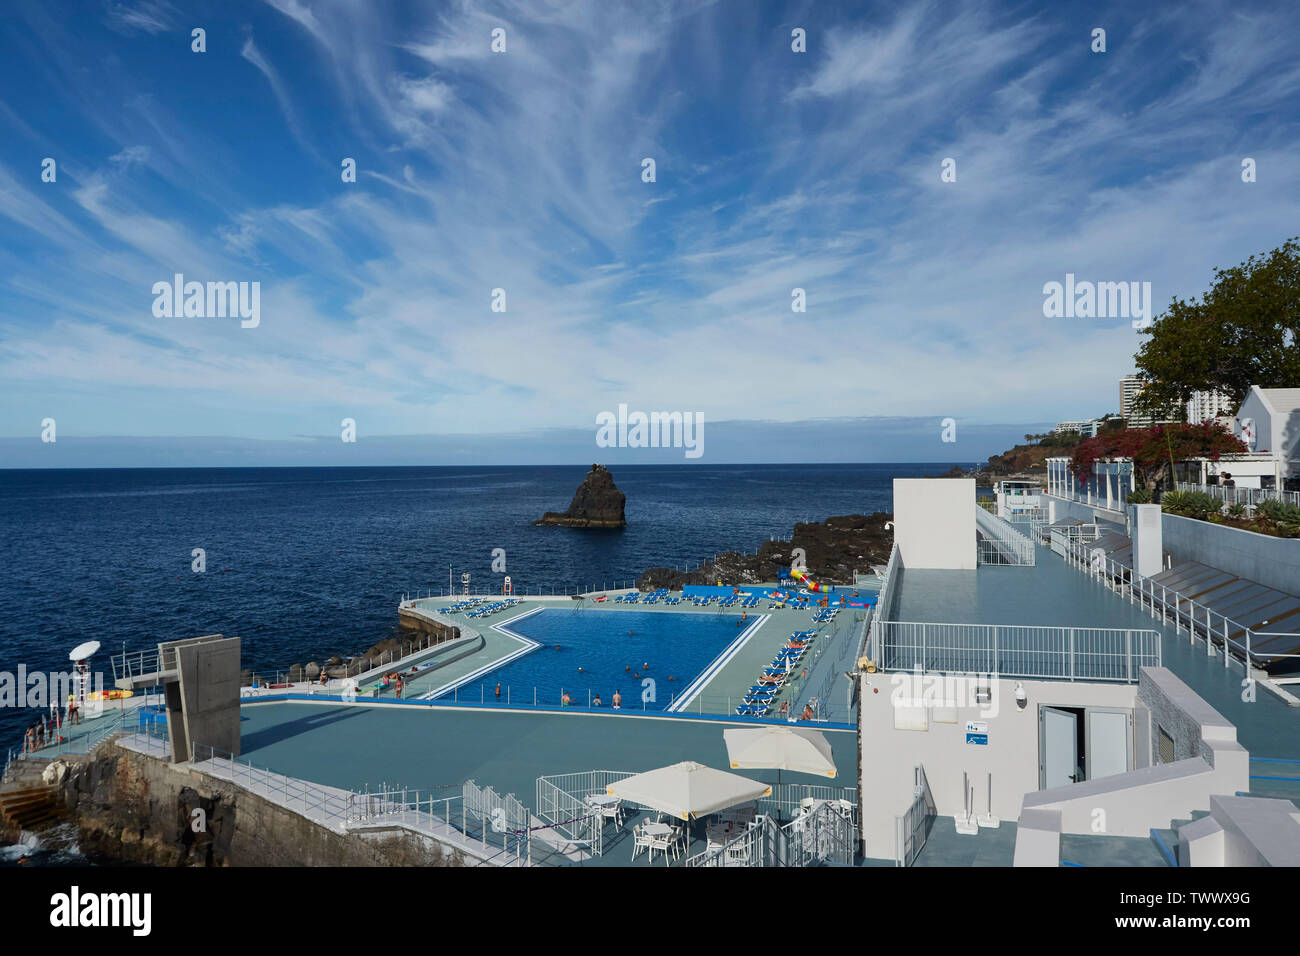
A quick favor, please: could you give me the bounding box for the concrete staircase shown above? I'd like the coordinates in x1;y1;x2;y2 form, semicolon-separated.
1;783;63;831
1149;809;1212;866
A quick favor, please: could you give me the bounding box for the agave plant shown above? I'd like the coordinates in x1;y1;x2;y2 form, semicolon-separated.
1158;490;1186;514
1126;488;1153;504
1256;499;1288;522
1226;502;1247;519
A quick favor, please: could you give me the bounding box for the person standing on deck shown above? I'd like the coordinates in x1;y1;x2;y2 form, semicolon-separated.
67;692;80;725
612;689;622;709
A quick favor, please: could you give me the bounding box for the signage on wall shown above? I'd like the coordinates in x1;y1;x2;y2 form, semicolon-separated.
965;720;988;745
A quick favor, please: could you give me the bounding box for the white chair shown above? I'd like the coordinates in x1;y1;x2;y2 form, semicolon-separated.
632;822;653;860
648;825;682;865
724;839;751;865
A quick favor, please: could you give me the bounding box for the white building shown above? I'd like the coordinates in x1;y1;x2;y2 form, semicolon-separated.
1232;386;1300;482
1119;376;1178;427
1053;420;1101;438
1118;376;1143;420
1186;390;1235;425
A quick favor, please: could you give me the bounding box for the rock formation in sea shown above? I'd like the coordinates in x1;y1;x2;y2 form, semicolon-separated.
534;464;627;528
636;512;893;590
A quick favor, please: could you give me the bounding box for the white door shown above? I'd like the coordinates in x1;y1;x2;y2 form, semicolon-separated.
1041;706;1079;789
1087;710;1130;780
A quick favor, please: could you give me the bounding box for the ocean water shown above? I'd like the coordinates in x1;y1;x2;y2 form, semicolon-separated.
0;462;960;745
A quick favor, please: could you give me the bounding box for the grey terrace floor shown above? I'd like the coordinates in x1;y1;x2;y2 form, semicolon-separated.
893;543;1300;803
235;701;859;866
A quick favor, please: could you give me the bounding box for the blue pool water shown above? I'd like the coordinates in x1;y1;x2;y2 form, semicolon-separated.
463;608;749;709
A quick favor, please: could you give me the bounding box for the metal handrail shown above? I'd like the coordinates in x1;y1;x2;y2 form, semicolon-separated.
1175;482;1300;509
975;507;1036;565
874;620;1160;682
1061;537;1300;671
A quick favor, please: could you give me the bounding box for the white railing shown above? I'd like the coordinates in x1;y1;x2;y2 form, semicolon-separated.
757;783;857;823
868;543;901;669
874;621;1160;682
975;508;1036;565
684;800;856;867
1006;511;1050;544
1059;537;1300;671
896;764;935;866
1049;522;1100;556
1175;482;1300;509
684;814;782;867
191;742;353;824
350;782;532;866
782;800;856;866
535;770;635;858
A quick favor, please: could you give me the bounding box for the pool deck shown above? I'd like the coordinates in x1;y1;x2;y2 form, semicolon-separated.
233;700;859;865
395;591;871;720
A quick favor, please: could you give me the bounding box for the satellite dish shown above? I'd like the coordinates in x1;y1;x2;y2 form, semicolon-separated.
70;640;101;661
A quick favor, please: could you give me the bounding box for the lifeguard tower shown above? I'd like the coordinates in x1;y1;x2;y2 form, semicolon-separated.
111;634;242;763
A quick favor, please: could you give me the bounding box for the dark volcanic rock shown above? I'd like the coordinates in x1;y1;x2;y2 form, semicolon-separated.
636;512;893;590
534;464;627;528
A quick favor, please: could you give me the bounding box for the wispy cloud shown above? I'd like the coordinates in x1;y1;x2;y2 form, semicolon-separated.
1;0;1298;460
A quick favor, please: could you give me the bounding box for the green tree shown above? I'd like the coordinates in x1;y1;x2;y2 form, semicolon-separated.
1133;237;1300;414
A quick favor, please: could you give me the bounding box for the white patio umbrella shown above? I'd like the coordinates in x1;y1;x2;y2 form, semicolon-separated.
607;761;771;822
722;726;838;779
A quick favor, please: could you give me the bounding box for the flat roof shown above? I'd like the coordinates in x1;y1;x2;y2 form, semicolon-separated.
890;544;1300;802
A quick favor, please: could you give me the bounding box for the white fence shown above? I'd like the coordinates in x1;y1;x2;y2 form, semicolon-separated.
873;620;1161;682
1059;536;1300;670
1049;523;1100;556
975;507;1036;565
867;543;901;669
1006;512;1050;544
535;769;635;858
895;764;936;866
1174;482;1300;509
684;801;856;867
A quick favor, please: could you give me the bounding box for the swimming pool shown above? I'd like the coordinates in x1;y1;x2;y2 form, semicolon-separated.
442;608;752;710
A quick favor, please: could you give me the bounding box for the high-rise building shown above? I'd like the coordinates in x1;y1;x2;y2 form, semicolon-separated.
1186;389;1235;425
1119;376;1144;420
1120;375;1178;427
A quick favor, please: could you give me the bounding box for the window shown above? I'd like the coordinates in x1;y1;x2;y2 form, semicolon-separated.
1157;726;1175;764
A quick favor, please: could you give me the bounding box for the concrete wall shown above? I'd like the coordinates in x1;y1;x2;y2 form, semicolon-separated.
61;743;465;867
892;478;976;570
174;637;242;760
857;671;1135;860
1161;512;1300;596
1018;668;1248;846
1185;794;1300;867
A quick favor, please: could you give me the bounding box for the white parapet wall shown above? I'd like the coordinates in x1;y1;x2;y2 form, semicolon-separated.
1016;667;1248;861
858;670;1136;861
892;478;976;570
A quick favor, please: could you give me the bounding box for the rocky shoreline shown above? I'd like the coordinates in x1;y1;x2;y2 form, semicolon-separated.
636;512;894;591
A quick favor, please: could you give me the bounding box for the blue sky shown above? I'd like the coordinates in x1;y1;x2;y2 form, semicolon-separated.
1;0;1298;466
